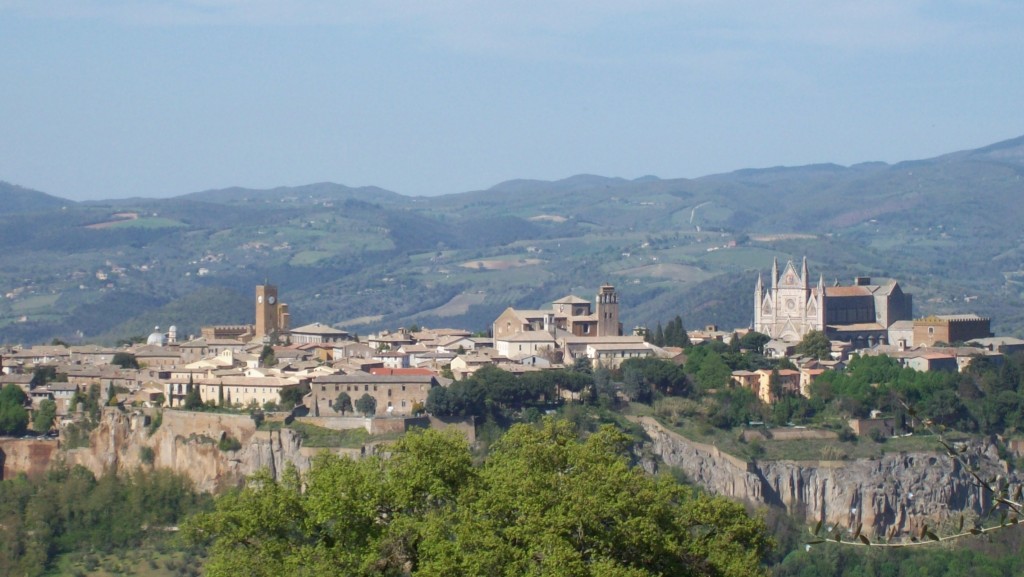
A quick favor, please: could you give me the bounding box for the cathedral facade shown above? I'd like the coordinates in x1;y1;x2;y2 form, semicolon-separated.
754;258;913;346
754;258;825;341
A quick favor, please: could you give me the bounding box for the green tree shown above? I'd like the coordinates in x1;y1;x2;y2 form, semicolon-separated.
739;331;771;354
259;345;277;368
0;384;29;435
32;399;56;432
183;378;204;410
278;382;310;410
30;366;58;387
111;352;139;369
332;392;352;415
184;422;773;577
355;393;377;417
796;330;831;360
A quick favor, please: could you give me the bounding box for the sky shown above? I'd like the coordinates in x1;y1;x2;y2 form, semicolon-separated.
1;1;1022;201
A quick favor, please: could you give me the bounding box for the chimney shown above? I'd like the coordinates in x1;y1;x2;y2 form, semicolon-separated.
854;277;871;286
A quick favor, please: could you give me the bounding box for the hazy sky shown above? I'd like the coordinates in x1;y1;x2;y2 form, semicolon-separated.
1;1;1022;200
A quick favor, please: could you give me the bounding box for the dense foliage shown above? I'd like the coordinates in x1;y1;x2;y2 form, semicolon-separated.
646;315;691;348
0;466;210;577
0;383;29;435
185;421;773;577
426;365;587;418
776;531;1024;577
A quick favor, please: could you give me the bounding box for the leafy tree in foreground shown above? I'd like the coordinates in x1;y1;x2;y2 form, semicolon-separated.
184;421;773;577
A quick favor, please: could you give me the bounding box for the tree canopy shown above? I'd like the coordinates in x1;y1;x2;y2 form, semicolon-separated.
795;330;831;360
0;384;29;435
185;421;772;577
355;393;377;417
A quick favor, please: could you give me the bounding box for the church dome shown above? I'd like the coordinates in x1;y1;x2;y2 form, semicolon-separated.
147;326;167;346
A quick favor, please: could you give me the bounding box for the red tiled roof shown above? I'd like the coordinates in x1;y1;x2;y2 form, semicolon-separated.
825;286;872;297
369;367;436;376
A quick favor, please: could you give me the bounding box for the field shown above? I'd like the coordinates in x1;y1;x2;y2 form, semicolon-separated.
458;257;545;270
413;292;487;318
47;546;203;577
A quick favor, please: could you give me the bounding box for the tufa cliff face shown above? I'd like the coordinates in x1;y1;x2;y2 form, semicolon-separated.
638;417;1021;538
61;408;318;493
0;408;357;493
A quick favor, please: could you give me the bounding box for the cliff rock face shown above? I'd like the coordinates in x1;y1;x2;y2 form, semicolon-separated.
58;408;317;493
639;417;1021;538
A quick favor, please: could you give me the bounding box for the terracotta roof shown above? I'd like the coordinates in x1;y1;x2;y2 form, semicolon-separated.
314;374;437;385
290;322;350;335
500;331;557;343
369;367;435;376
552;295;590;304
825;286;872;297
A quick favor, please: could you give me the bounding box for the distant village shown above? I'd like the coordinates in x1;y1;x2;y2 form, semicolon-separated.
2;257;1022;435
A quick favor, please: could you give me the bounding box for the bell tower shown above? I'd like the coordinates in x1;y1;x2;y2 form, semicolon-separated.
255;284;280;341
595;285;621;337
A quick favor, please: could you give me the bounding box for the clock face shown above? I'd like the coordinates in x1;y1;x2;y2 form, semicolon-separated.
268;296;276;305
257;295;264;304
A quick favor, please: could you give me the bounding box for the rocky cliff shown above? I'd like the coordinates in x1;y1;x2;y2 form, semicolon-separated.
638;416;1022;538
1;408;357;493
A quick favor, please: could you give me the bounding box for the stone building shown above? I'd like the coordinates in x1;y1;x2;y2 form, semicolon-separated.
493;285;622;341
754;258;913;347
311;374;441;416
913;314;992;347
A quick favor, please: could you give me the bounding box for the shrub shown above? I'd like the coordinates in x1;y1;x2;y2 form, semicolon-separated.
218;435;242;452
139;446;155;465
147;410;163;436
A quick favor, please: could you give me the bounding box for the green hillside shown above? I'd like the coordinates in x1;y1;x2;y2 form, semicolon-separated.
1;135;1023;344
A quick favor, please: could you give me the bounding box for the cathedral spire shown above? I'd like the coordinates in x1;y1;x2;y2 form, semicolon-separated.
755;272;763;297
771;257;779;289
802;256;809;289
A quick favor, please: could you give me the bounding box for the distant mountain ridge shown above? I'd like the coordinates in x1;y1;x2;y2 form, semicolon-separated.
0;181;74;214
1;133;1023;345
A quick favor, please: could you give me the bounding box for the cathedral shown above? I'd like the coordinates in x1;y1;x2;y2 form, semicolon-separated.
754;257;824;342
754;258;913;346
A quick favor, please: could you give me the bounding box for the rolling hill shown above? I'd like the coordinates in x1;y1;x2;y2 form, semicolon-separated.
1;134;1023;345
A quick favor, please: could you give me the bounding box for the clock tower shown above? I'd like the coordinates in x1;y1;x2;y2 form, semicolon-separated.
255;284;288;341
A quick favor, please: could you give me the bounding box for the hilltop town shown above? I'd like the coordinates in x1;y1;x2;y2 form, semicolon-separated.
3;257;1020;429
2;255;1024;557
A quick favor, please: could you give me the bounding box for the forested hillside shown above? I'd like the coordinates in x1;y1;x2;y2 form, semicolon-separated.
2;135;1023;344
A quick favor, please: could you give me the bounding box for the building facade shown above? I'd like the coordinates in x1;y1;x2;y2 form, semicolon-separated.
755;258;913;346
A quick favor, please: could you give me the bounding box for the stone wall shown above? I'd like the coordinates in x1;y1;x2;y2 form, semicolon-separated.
1;408;477;493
